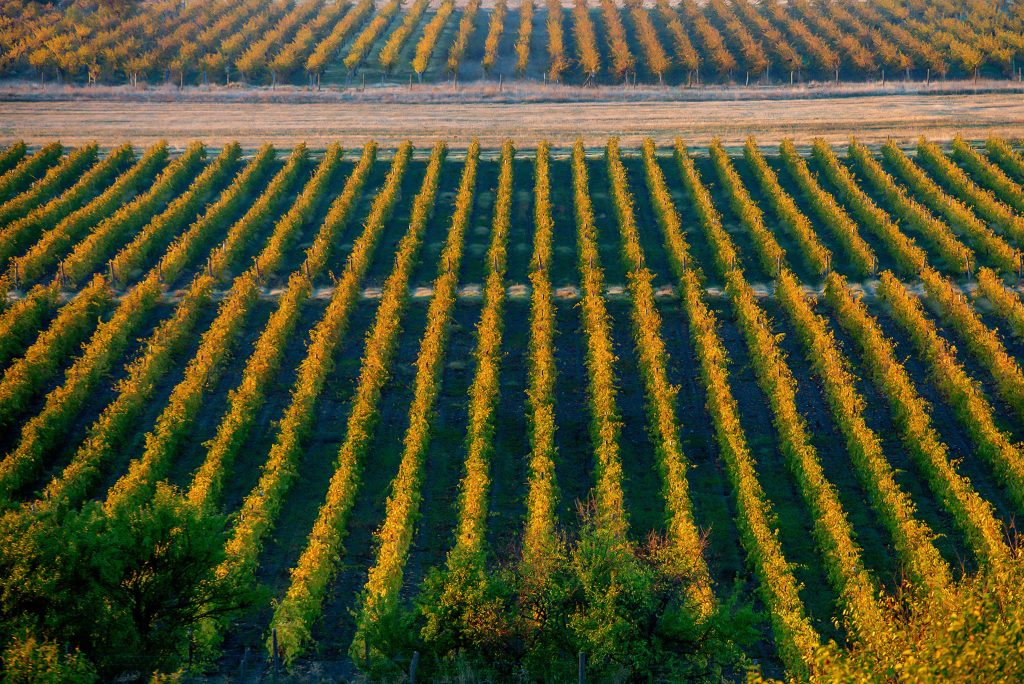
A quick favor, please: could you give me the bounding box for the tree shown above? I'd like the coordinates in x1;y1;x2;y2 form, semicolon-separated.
409;500;755;681
0;484;260;678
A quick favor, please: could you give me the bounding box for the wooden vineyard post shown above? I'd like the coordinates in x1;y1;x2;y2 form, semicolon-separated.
271;627;279;679
410;651;420;683
578;651;586;683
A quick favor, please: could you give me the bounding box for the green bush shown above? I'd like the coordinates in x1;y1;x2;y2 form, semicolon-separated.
396;501;756;681
1;634;96;683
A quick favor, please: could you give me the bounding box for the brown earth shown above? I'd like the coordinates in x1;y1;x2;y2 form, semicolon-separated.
1;91;1022;148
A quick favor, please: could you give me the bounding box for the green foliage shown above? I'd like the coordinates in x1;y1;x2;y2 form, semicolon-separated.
385;502;756;682
812;559;1024;681
0;485;258;678
1;634;96;684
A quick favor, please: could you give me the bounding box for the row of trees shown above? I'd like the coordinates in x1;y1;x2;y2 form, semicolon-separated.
6;0;1022;85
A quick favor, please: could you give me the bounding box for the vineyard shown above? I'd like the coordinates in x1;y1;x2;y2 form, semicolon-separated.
0;133;1023;680
2;0;1024;88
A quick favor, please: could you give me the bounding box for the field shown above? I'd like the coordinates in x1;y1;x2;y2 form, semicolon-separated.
3;0;1024;88
2;0;1024;680
1;132;1024;680
2;91;1024;147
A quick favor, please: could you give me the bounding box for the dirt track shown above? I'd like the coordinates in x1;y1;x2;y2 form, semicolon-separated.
1;92;1022;147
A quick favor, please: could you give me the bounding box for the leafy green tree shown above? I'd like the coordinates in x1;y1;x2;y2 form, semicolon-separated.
0;484;259;678
407;501;756;681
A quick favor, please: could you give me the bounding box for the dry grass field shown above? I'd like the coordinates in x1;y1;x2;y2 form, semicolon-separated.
2;91;1022;147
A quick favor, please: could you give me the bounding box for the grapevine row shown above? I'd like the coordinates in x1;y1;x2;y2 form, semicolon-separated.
0;276;112;427
876;270;1024;511
773;270;952;595
976;267;1024;338
0;144;228;420
2;146;305;505
810;139;928;273
611;138;714;616
687;140;891;652
60;142;220;286
0;141;26;175
880;140;1018;273
268;141;463;663
742;138;832;275
985;137;1024;184
848;140;971;273
0;143;98;229
570;139;626;539
918;267;1024;420
0;143;134;276
708;138;786;276
43;146;313;509
0;142;62;205
186;141;389;513
101;146;347;514
740;143;955;594
450;140;514;559
10;141;171;286
648;139;819;675
777;140;876;276
213;144;437;617
108;143;244;284
349;142;465;658
927;137;1024;247
521;141;559;575
823;271;1011;567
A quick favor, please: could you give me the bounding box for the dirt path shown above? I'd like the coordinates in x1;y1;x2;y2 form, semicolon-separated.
1;92;1021;147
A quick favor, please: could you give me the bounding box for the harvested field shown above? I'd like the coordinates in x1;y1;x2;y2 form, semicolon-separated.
1;92;1022;147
